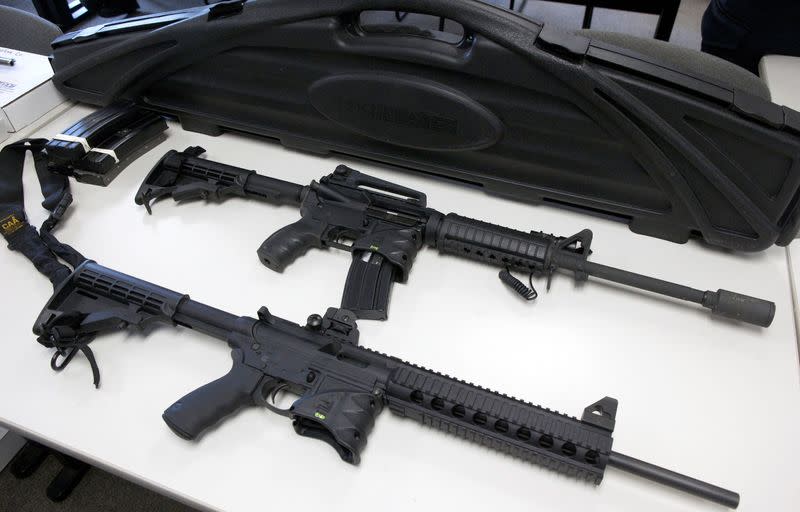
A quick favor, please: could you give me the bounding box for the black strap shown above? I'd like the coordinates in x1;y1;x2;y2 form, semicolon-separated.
1;138;97;384
0;139;86;286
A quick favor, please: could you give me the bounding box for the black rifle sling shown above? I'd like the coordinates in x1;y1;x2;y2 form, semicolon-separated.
0;138;97;385
0;138;83;283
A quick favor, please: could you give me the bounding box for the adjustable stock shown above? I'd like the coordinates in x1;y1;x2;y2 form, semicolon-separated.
134;146;304;213
31;261;189;387
32;261;187;339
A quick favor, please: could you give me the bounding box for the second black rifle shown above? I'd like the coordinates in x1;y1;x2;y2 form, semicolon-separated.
34;260;740;509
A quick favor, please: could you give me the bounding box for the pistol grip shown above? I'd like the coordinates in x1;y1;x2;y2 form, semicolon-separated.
257;217;325;272
162;349;263;440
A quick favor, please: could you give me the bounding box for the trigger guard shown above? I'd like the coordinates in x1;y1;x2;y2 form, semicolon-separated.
255;380;294;418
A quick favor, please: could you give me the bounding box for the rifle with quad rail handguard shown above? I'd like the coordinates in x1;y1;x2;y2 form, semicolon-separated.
135;147;775;326
33;260;740;508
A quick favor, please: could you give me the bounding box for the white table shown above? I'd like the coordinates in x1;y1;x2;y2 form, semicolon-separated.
1;102;798;512
761;54;800;356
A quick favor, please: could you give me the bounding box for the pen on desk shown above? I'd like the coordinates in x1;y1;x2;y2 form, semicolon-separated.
0;56;15;66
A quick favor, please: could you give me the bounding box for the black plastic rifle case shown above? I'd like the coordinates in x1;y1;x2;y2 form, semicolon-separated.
49;0;800;251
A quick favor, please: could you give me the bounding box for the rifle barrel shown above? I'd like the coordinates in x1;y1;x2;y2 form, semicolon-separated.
609;451;739;508
559;255;775;327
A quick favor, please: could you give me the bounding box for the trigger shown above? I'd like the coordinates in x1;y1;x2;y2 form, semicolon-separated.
255;379;294;418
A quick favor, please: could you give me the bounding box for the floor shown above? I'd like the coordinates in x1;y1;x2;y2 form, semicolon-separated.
0;0;711;511
0;448;198;512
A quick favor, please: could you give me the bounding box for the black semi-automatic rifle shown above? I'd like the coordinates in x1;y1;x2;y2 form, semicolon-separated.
35;260;739;508
136;147;775;326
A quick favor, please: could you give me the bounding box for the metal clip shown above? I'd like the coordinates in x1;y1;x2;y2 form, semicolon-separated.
50;346;79;372
41;192;73;232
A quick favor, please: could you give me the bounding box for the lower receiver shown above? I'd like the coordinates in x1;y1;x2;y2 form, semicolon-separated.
34;261;739;508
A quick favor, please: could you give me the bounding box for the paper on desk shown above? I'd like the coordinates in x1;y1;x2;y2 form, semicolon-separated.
0;47;65;142
0;48;54;105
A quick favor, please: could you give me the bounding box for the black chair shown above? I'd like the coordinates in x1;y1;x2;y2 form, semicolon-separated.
30;0;91;29
397;0;681;41
0;5;62;54
513;0;681;41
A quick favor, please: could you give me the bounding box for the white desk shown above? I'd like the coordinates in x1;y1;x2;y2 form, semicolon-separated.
1;103;798;512
760;54;800;354
760;55;800;111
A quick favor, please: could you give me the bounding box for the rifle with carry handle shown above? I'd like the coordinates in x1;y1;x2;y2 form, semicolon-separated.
136;146;776;326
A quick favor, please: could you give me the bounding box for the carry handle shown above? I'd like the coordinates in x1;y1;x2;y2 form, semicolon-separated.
330;1;540;62
328;0;542;43
347;9;474;48
56;0;550;105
